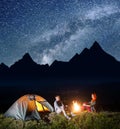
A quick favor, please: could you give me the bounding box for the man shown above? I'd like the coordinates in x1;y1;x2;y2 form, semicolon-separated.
54;95;71;120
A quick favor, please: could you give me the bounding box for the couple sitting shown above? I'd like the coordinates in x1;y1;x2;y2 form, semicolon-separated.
54;93;97;119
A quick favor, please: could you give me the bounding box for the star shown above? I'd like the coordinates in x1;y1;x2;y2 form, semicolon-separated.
0;0;120;66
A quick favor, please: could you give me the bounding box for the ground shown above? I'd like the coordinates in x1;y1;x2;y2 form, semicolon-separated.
0;112;120;129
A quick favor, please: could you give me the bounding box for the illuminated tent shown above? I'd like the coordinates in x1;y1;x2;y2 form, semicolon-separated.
4;94;53;120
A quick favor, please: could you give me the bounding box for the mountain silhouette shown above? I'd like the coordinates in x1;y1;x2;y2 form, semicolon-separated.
10;53;49;75
10;53;38;72
68;41;120;77
0;41;120;79
70;41;117;63
49;41;120;78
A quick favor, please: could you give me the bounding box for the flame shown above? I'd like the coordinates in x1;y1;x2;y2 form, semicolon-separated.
72;101;81;113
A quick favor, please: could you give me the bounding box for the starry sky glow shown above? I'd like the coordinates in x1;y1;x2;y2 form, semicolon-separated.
0;0;120;66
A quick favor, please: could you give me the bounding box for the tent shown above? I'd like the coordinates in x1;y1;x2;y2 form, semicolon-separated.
4;94;54;120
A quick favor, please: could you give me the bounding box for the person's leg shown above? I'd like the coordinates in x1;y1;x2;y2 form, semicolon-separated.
91;106;96;112
61;108;71;120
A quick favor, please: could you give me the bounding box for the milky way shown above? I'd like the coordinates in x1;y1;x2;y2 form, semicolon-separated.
0;0;120;66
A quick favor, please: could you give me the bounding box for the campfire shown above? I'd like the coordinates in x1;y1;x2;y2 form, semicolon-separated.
72;101;81;113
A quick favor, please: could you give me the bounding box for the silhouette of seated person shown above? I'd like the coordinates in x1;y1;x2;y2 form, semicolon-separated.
54;95;71;120
82;93;97;112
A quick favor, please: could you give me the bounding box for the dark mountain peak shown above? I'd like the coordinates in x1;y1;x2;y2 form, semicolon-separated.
80;48;89;55
50;60;68;71
51;60;62;66
22;53;33;61
52;60;58;64
70;48;90;63
89;41;116;61
0;63;9;72
69;53;79;62
16;53;36;64
71;53;79;60
90;41;103;51
10;53;37;71
0;63;8;68
69;41;117;65
74;53;79;57
93;41;99;45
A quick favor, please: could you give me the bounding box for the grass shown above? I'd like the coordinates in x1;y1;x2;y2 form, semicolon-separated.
0;112;120;129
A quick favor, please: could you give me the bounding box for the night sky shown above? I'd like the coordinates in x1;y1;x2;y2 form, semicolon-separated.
0;0;120;66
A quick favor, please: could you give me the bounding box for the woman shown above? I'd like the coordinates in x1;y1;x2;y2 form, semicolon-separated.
82;93;97;112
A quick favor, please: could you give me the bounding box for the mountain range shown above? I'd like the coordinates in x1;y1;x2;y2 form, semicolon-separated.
0;41;120;80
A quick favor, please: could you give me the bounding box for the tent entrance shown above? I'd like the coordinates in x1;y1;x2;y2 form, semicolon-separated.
35;101;49;112
25;100;40;120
